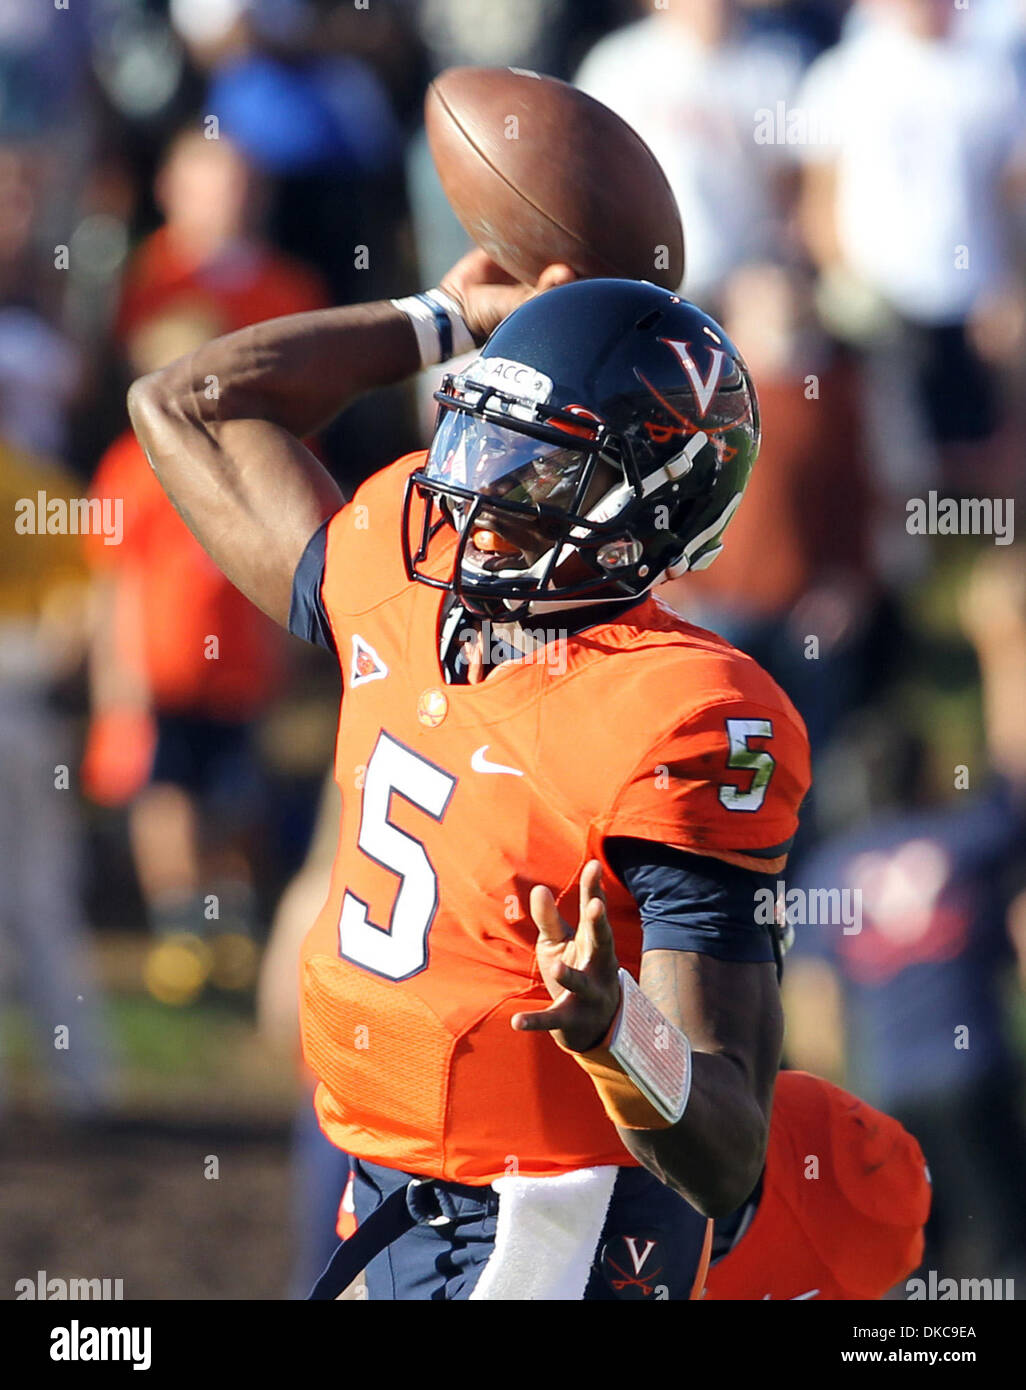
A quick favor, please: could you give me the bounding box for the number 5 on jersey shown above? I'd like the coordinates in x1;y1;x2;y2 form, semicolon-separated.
339;732;456;979
718;717;775;812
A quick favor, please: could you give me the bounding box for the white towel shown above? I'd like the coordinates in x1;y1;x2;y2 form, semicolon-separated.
469;1166;619;1301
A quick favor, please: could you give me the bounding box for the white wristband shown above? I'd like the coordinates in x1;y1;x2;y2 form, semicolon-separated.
390;288;476;368
608;968;692;1124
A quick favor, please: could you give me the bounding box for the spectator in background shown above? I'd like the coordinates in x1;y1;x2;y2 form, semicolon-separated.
783;544;1026;1287
169;0;404;302
82;124;330;1006
0;429;111;1118
796;0;1026;517
660;262;878;765
116;128;327;344
575;0;809;307
82;317;288;1008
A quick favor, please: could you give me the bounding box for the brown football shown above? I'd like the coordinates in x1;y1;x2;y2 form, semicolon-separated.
425;66;684;290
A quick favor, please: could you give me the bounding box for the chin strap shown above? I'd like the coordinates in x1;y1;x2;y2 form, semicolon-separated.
662;490;744;580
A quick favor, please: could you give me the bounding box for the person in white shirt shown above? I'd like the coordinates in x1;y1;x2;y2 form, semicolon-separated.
797;0;1026;486
575;0;809;307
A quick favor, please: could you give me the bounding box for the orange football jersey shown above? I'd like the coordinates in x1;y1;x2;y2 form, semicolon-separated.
704;1071;931;1300
300;455;811;1183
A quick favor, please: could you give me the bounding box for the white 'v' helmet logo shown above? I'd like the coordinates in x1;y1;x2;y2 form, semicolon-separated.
658;339;727;417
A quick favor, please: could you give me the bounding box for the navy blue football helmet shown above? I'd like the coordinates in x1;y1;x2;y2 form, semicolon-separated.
402;279;760;618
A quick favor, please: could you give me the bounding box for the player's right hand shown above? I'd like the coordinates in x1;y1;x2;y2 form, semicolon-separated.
511;860;622;1054
439;248;578;345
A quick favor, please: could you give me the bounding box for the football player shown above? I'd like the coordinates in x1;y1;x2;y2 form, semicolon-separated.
128;251;811;1299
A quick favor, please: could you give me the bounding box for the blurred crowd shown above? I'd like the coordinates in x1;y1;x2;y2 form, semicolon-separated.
2;0;1025;1295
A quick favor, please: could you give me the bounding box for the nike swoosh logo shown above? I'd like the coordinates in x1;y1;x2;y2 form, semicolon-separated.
762;1290;820;1300
471;745;523;777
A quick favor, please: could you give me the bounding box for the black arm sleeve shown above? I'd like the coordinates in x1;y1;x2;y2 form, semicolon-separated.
605;837;777;964
288;518;336;654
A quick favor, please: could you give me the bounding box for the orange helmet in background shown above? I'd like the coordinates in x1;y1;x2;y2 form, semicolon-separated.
704;1070;931;1301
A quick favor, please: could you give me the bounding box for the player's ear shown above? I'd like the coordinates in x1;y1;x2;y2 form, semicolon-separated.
534;263;579;292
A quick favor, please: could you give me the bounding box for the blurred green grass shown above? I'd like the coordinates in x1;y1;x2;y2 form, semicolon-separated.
1;988;298;1122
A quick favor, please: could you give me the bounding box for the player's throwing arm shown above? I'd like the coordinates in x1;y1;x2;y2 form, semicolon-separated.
516;860;783;1216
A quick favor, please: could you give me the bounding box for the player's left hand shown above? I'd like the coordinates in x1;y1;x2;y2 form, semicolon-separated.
511;860;622;1053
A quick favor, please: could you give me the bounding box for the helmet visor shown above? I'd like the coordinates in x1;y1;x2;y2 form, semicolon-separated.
424;408;591;516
